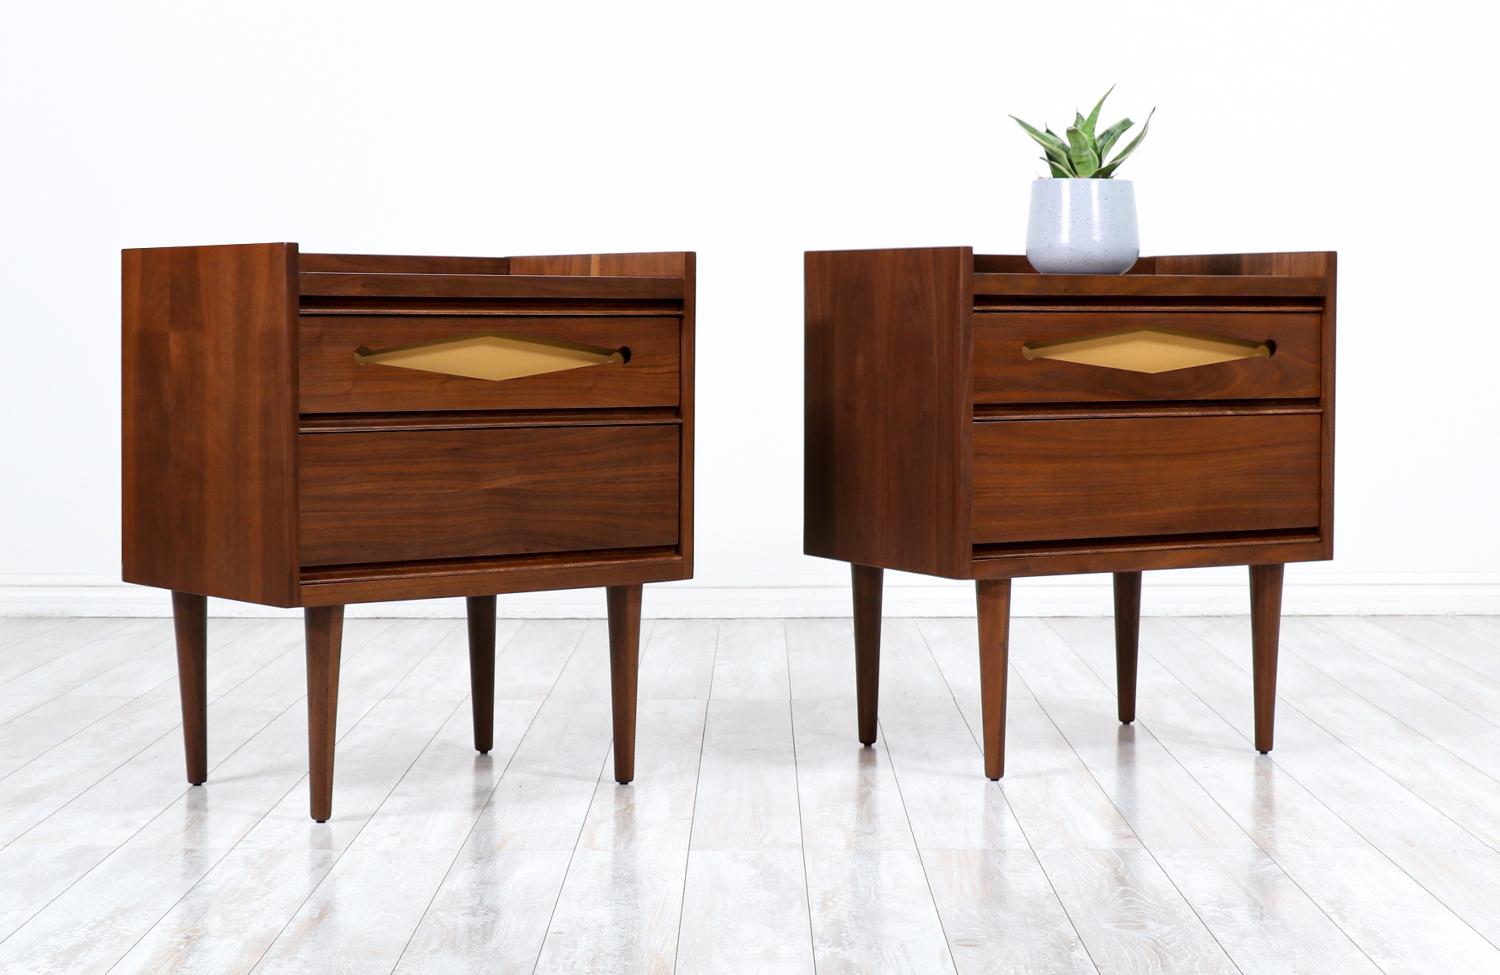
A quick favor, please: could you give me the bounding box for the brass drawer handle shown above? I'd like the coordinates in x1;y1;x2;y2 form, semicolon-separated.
354;334;628;382
1022;329;1273;374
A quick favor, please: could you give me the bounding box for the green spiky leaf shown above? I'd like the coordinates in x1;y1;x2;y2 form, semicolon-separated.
1044;157;1072;178
1082;85;1114;140
1065;126;1099;177
1094;117;1133;161
1095;107;1154;177
1010;115;1068;156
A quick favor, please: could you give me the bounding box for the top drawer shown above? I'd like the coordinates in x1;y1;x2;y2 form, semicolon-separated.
299;315;679;414
973;310;1321;404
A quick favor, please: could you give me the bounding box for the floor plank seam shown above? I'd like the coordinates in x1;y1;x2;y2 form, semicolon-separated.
389;620;590;975
529;622;638;975
0;622;294;791
1035;619;1385;974
1148;619;1500;957
910;619;1103;975
670;622;720;975
223;623;464;973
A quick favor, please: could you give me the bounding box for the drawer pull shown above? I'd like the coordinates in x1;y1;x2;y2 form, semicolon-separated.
354;334;627;383
1022;329;1272;375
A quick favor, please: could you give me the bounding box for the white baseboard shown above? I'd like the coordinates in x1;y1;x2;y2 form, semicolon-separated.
1;573;1496;618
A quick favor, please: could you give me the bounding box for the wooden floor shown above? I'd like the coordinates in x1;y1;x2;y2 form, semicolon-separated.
1;615;1500;973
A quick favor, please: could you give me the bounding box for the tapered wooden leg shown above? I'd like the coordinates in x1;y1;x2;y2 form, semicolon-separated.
852;564;883;746
976;578;1012;780
304;605;344;823
466;595;497;754
1250;564;1284;754
607;585;642;785
1113;571;1142;724
171;591;208;786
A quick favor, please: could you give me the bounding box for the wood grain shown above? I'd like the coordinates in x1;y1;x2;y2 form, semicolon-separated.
852;564;883;746
973;310;1321;404
304;605;344;822
299;315;679;413
1112;571;1141;724
122;243;299;605
1250;564;1284;753
465;595;496;753
804;247;973;577
299;272;682;301
169;592;207;785
297;425;679;566
606;585;642;785
973;414;1322;544
976;579;1012;779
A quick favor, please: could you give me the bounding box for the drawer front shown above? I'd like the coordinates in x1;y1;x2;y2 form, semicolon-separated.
974;311;1321;404
299;425;680;566
299;315;679;413
973;414;1321;544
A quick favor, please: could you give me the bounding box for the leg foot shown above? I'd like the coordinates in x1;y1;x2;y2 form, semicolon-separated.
466;595;497;754
1113;571;1142;725
976;579;1012;780
171;592;208;786
607;585;642;785
1250;564;1284;754
852;564;883;746
305;605;344;823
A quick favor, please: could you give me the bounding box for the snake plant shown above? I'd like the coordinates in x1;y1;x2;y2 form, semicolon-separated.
1011;86;1154;178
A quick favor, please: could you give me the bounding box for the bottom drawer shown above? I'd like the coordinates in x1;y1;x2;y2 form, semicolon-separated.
973;414;1321;544
299;424;680;566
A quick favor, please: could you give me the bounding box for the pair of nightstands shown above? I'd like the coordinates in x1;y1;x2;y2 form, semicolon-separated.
123;243;1333;819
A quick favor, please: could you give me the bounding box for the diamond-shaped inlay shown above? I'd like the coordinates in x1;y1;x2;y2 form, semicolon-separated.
1021;329;1272;374
354;334;626;382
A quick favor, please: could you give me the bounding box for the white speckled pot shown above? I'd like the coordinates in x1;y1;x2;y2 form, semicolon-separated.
1025;178;1139;274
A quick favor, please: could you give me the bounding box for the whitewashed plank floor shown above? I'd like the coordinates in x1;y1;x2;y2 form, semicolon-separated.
0;615;1498;974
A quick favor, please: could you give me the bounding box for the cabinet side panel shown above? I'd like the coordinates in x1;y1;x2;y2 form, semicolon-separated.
804;247;972;577
122;243;300;605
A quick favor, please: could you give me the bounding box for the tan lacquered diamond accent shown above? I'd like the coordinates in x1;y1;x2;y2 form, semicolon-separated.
354;334;626;382
1021;330;1272;374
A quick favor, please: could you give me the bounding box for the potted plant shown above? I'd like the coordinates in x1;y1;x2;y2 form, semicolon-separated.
1012;87;1154;274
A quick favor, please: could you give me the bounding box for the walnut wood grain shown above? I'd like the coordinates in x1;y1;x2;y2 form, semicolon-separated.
976;579;1012;779
299;315;679;413
298;425;679;566
505;252;696;579
607;584;642;784
973;310;1321;404
299;549;686;606
466;595;497;754
300;272;682;301
973;414;1322;544
1251;564;1285;753
804;247;973;578
972;273;1326;298
171;592;208;785
1112;572;1141;724
305;605;343;822
852;564;883;746
123;243;300;606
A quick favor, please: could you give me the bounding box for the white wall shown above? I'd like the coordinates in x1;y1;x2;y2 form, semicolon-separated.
2;0;1497;617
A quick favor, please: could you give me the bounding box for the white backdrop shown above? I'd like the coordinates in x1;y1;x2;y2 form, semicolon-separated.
2;0;1497;617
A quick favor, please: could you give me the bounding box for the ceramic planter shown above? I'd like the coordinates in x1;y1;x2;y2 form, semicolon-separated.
1025;178;1139;274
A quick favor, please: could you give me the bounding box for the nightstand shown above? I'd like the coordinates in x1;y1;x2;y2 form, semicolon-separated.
804;248;1334;777
123;243;694;820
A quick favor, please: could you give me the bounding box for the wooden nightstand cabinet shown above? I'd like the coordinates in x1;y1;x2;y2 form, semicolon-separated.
123;243;694;820
805;248;1334;777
